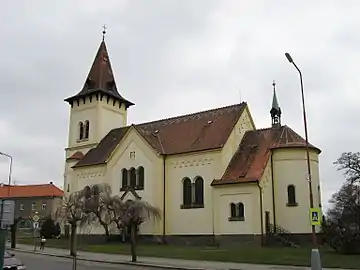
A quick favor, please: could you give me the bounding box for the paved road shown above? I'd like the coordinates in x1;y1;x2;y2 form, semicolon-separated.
12;251;159;270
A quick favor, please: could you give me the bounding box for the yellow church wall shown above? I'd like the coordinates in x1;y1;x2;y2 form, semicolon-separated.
74;165;108;189
71;164;108;235
64;146;95;195
165;150;222;235
221;106;255;172
259;158;274;231
98;99;127;140
107;127;163;235
64;160;77;196
68;97;99;147
213;184;261;235
68;96;127;149
272;148;321;234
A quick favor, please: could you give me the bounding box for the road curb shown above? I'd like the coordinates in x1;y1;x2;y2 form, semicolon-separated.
11;248;209;270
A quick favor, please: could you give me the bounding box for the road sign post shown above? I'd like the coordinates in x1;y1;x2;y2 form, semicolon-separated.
309;208;322;270
310;208;322;226
0;200;15;269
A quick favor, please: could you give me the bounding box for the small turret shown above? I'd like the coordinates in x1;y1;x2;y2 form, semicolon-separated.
270;80;281;128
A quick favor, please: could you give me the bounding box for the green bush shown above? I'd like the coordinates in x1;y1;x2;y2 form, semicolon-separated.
40;216;58;239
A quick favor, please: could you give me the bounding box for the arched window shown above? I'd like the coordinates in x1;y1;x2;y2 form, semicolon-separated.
84;121;90;139
230;203;236;217
129;167;136;188
182;178;192;206
137;166;144;189
287;185;297;206
79;122;84;140
229;202;245;221
237;203;244;218
194;177;204;205
121;169;128;190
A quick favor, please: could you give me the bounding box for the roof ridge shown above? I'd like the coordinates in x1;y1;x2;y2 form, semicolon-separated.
254;125;285;132
135;102;247;127
8;183;53;187
107;103;247;134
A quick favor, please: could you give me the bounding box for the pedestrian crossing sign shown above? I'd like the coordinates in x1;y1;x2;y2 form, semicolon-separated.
310;208;322;225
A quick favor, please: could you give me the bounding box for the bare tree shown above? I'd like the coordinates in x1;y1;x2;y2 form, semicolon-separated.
106;195;125;232
55;190;90;256
120;200;161;262
334;152;360;185
322;152;360;254
83;184;113;236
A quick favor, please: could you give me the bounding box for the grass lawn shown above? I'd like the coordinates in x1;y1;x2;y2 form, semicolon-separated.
17;238;360;269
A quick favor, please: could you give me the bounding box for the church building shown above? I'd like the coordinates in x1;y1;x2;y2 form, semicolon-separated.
64;36;322;246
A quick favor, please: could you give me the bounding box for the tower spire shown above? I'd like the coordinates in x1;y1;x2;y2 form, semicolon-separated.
270;80;281;127
64;30;134;109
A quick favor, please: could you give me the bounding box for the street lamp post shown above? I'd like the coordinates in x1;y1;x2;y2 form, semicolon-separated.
0;152;12;196
0;151;12;269
284;53;322;270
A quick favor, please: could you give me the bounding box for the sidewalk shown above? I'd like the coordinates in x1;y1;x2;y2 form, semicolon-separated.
10;243;351;270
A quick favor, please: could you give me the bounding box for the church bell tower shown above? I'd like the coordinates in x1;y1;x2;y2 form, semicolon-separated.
270;80;281;128
63;28;134;194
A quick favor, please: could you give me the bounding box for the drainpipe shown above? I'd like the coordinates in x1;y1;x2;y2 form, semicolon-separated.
257;182;264;246
154;132;167;244
162;154;167;243
211;187;215;243
270;152;276;226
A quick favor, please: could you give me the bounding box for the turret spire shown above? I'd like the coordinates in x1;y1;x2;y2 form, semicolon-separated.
270;80;281;127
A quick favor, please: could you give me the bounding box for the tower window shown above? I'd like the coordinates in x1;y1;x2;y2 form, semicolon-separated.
84;121;90;139
79;122;84;140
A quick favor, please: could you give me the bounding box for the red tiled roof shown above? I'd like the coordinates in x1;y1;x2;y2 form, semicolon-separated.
66;151;84;161
73;103;247;168
0;184;64;199
212;125;321;185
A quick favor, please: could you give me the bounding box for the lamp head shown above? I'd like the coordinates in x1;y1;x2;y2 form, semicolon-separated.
285;52;293;63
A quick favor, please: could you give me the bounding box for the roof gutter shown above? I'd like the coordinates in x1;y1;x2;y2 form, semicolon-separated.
155;132;167;244
162;154;167;243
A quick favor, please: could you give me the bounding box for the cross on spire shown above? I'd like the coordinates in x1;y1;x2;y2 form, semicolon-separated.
102;24;107;41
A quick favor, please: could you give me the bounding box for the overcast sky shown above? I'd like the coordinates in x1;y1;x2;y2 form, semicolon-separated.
0;1;358;209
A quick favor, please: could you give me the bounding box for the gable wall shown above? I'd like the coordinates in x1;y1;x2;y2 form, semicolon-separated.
107;127;163;234
221;106;255;173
